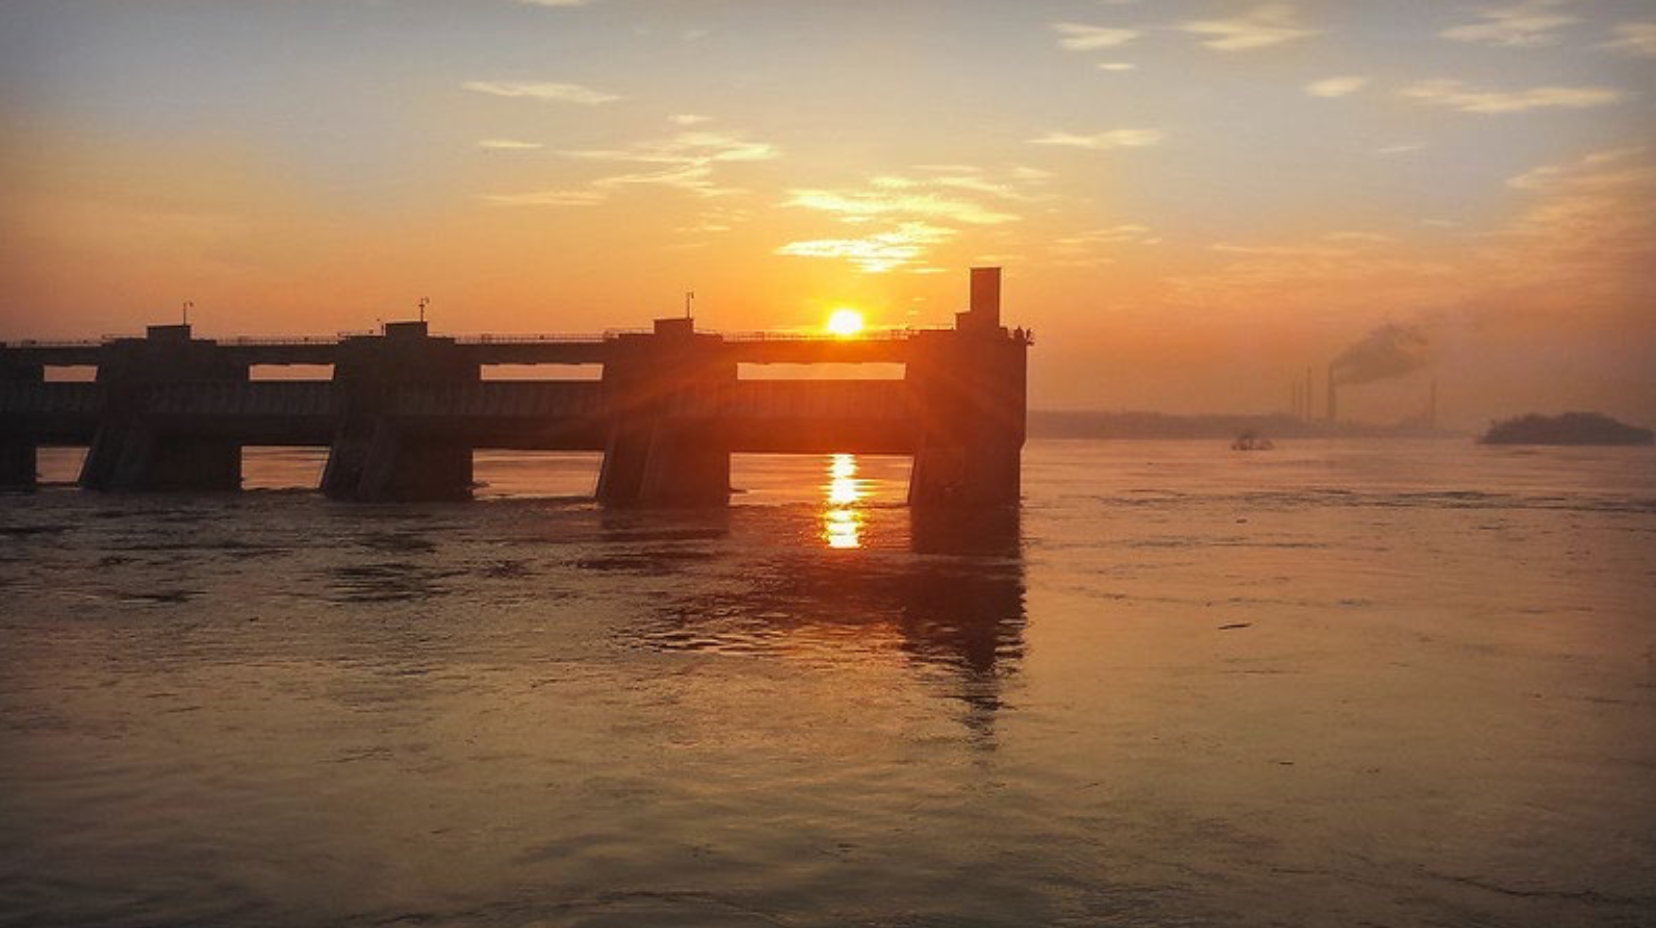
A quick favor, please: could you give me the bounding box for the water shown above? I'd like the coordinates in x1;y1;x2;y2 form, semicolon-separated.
2;440;1653;927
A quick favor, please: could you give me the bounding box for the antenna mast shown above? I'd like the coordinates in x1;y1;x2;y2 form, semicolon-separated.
685;290;695;320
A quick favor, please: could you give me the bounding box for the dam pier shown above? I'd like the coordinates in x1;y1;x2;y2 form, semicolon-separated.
1;268;1028;507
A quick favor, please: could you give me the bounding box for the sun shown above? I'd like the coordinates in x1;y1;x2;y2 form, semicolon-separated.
826;308;864;337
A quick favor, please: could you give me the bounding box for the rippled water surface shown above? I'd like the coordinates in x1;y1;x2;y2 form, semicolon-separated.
2;440;1654;927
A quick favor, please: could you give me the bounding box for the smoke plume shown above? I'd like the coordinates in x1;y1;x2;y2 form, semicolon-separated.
1331;322;1429;386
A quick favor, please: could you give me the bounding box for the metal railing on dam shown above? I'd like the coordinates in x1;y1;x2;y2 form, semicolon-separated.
0;267;1028;506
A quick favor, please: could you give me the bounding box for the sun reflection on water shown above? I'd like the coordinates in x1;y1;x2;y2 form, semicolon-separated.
823;453;864;548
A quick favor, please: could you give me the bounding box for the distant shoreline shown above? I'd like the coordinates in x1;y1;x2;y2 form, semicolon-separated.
1029;410;1459;441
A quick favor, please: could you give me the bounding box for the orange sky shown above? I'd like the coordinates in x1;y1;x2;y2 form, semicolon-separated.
1;1;1652;428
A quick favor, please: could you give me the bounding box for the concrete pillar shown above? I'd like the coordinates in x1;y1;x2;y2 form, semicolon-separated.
596;318;732;508
79;325;245;492
638;423;731;506
906;336;1025;505
595;423;651;505
322;322;477;502
907;270;1027;508
0;361;43;489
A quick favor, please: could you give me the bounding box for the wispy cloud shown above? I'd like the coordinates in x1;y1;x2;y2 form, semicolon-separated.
677;205;752;235
564;132;777;167
775;222;955;274
482;189;605;207
1486;148;1656;293
777;167;1046;272
1097;62;1137;72
1603;21;1656;57
670;113;712;125
1048;224;1160;266
462;80;619;105
477;139;543;151
485;125;777;207
782;188;1017;226
877;166;1053;204
562;129;779;197
1167;232;1456;309
1506;147;1647;191
1441;0;1577;48
1401;79;1621;114
1179;4;1317;51
1052;23;1141;50
1029;129;1164;151
1306;76;1368;98
1378;142;1428;155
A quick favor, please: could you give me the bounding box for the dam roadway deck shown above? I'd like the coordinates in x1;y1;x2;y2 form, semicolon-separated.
0;268;1028;506
0;330;921;369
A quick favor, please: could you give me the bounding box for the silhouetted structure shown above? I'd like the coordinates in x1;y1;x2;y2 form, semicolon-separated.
0;268;1029;506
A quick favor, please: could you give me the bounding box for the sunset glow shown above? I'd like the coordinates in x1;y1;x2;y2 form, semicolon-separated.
825;309;864;338
2;5;1654;925
0;2;1652;427
823;453;863;548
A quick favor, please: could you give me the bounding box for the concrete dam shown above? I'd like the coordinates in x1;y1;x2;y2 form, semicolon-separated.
0;268;1029;507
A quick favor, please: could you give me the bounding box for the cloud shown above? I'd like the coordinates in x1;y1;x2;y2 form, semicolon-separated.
1097;62;1137;72
563;131;776;166
1603;21;1656;57
477;139;543;151
1209;235;1393;259
1174;151;1656;316
481;189;605;207
461;80;619;105
677;205;752;236
1378;142;1428;155
782;188;1017;225
1485;148;1656;295
484;128;777;206
776;167;1047;272
1048;224;1160;266
1401;79;1622;113
1057;224;1157;246
1440;0;1577;48
1029;129;1164;150
512;0;593;6
1505;146;1647;191
1052;23;1141;50
1166;232;1458;310
1306;76;1368;98
922;168;1052;203
775;222;955;274
1323;231;1395;244
1179;4;1317;51
561;130;779;197
670;113;712;125
782;166;1048;225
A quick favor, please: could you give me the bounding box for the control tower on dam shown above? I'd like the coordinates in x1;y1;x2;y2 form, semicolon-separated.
0;267;1030;507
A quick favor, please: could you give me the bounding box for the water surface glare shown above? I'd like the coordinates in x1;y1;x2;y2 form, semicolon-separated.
2;440;1654;927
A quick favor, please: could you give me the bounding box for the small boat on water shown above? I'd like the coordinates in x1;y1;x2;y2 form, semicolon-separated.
1231;430;1275;451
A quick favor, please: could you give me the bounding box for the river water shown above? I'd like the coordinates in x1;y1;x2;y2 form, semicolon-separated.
1;439;1653;927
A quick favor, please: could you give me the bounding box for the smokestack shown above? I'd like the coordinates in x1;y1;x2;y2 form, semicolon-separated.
1305;366;1314;422
1326;365;1337;423
970;267;1001;326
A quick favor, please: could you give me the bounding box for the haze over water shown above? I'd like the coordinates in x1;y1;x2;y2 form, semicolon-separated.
3;440;1653;927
